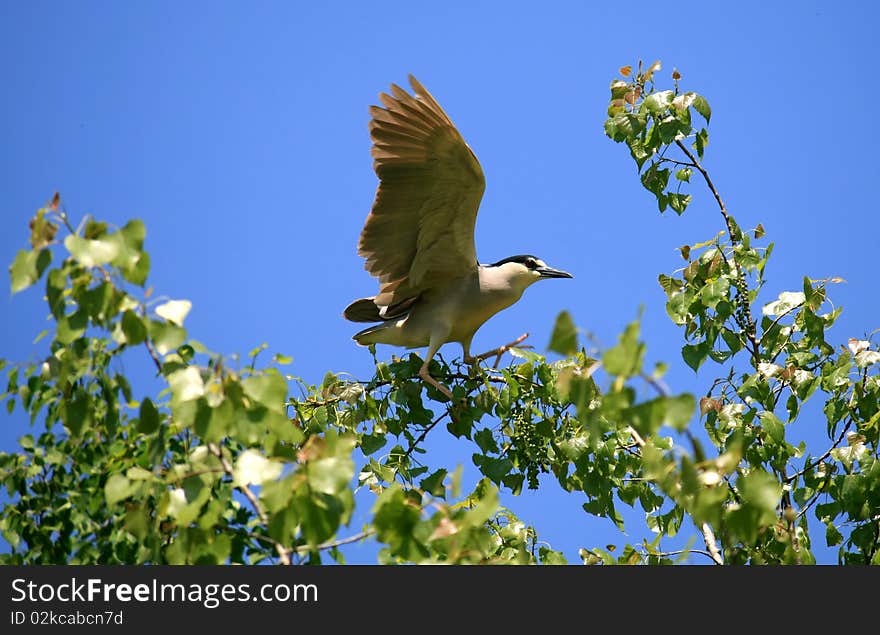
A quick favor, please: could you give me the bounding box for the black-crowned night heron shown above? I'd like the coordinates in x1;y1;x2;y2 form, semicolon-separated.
344;75;572;399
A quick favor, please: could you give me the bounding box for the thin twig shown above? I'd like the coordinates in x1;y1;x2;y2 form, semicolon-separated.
649;548;718;563
403;411;449;460
675;139;733;232
657;157;697;169
144;338;163;373
470;333;530;369
757;302;804;346
208;442;291;565
293;530;375;555
675;138;761;365
640;372;670;398
784;419;854;484
627;426;647;449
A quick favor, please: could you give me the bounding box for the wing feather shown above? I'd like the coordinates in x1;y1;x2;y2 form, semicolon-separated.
357;76;485;310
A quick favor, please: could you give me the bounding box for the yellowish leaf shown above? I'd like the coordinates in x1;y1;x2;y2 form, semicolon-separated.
155;299;192;326
699;396;720;415
848;338;869;354
644;60;662;81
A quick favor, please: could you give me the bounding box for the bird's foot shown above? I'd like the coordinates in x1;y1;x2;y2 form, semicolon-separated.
418;364;454;401
468;333;531;369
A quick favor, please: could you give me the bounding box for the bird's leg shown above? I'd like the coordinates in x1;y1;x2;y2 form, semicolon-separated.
470;333;531;369
418;363;454;401
461;340;479;374
419;336;454;401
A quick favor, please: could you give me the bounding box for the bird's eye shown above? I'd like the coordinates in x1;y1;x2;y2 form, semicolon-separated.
525;258;537;269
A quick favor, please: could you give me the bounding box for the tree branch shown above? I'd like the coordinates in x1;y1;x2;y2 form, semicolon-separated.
675;138;761;367
675;139;732;232
469;333;531;369
657;157;697;169
649;548;719;564
404;411;449;460
144;338;163;373
293;530;375;555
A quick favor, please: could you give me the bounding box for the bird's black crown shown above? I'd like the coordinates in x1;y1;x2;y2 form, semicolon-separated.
487;254;541;268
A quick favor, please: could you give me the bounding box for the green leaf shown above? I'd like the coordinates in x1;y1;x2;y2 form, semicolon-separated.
558;434;590;461
643;90;673;114
56;310;88;344
603;319;643;378
148;319;186;355
604;113;647;142
658;273;681;296
700;278;729;309
121;310;147;345
10;248;51;294
420;469;447;497
681;342;709;372
242;370;288;412
627;138;652;168
105;473;136;505
359;433;386;456
640;163;670;197
693;128;708;159
110;220;150;285
609;79;629;100
667;193;692;215
127;466;154;481
741;470;782;513
665;292;690;325
825;523;843;547
474;428;499;453
692;95;711;122
758;411;785;443
548;311;578;356
372;485;426;561
61;393;91;435
138;397;160;434
675;168;692;182
64;234;120;267
472;454;514;484
296;490;349;547
724;470;781;544
308;456;354;495
46;267;66;317
665;394;695;431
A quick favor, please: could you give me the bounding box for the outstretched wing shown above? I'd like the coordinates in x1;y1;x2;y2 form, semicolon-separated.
358;75;486;307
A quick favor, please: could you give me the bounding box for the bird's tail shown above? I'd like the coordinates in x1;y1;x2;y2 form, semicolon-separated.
353;322;392;345
343;294;418;322
343;297;382;322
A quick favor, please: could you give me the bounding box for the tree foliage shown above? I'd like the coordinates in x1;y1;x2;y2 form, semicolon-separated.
2;63;878;565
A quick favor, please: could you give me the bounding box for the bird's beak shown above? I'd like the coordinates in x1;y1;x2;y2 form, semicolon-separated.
536;266;573;279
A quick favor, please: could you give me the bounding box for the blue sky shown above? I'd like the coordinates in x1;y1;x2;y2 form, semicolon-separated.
1;1;877;564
